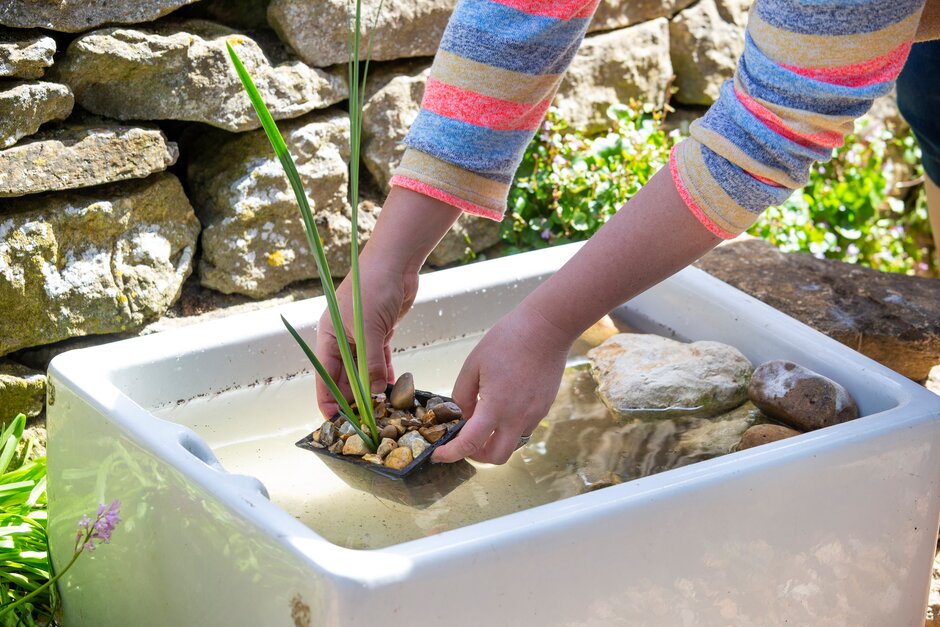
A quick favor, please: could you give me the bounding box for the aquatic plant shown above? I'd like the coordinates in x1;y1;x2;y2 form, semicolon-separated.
227;0;386;451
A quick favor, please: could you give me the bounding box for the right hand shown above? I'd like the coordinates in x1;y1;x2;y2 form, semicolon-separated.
314;255;418;419
313;187;462;418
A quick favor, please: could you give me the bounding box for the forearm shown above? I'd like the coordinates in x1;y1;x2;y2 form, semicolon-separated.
361;186;463;275
518;168;721;345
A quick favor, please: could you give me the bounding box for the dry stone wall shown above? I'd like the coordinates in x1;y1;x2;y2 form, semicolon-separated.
0;0;749;420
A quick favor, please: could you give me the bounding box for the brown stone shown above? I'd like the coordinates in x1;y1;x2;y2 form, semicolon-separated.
426;402;462;424
389;372;415;410
419;424;448;444
376;437;397;459
738;424;802;450
341;434;370;456
384;446;413;471
695;239;940;381
748;360;859;432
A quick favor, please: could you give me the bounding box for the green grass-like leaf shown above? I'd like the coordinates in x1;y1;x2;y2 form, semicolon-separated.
226;35;381;445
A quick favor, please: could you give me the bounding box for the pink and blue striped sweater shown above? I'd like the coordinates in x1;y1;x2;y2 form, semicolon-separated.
389;0;934;238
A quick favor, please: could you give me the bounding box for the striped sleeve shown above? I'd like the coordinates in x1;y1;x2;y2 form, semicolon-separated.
670;0;927;239
390;0;599;220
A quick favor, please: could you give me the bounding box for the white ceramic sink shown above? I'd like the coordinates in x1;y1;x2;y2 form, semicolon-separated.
47;243;940;626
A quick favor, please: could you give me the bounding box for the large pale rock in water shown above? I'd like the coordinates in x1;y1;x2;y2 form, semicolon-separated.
0;29;55;79
695;239;940;381
554;19;672;133
589;0;696;32
54;20;346;132
0;119;178;197
0;0;200;32
268;0;455;68
0;174;199;355
0;362;45;419
588;333;753;420
670;0;749;105
187;110;360;298
0;81;73;149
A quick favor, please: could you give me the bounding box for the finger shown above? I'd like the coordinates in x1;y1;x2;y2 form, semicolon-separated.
384;343;395;386
450;354;480;419
479;424;526;465
431;401;498;463
315;322;348;418
362;322;390;395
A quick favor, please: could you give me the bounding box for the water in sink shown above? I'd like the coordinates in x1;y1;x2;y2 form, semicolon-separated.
154;332;762;549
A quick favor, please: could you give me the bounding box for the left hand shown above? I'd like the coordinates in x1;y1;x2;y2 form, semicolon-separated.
432;303;573;465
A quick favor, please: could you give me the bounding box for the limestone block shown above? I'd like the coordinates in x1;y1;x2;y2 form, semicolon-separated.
0;29;55;79
696;239;940;381
0;174;200;356
0;81;72;149
0;119;177;197
187;110;360;298
670;0;749;105
362;63;430;192
54;20;346;132
589;0;696;33
268;0;455;67
554;19;672;133
0;362;45;419
0;0;201;32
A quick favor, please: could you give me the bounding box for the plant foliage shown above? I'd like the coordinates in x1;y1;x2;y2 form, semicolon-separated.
0;415;53;626
506;101;935;276
227;0;386;450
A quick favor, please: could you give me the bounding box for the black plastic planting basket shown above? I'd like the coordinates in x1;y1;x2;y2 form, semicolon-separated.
296;386;466;480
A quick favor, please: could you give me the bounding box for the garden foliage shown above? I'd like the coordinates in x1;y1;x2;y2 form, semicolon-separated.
0;415;52;626
506;101;935;276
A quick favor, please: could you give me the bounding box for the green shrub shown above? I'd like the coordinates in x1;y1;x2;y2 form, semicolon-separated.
506;102;936;276
748;119;935;275
503;101;678;251
0;415;53;626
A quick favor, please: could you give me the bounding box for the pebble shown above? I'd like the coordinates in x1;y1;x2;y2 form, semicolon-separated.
376;437;397;459
399;430;430;458
328;440;343;454
419;424;448;443
342;434;370;456
384;446;413;470
379;424;399;440
426;402;462;424
426;396;445;408
362;454;384;465
318;421;338;447
390;372;416;409
738;424;803;450
747;360;859;431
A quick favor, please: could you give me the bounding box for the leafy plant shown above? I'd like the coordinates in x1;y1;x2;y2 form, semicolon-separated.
227;0;385;451
504;101;679;251
0;415;51;626
748;120;935;275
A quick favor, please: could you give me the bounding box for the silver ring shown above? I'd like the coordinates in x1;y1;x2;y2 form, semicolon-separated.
516;434;531;449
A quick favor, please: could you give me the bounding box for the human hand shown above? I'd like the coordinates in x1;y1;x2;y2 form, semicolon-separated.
315;257;417;418
314;187;462;418
432;303;573;465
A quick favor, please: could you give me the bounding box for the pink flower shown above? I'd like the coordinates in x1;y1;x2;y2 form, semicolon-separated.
75;500;122;553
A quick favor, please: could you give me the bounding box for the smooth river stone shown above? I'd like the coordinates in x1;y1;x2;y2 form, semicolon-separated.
738;423;803;450
747;360;859;432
